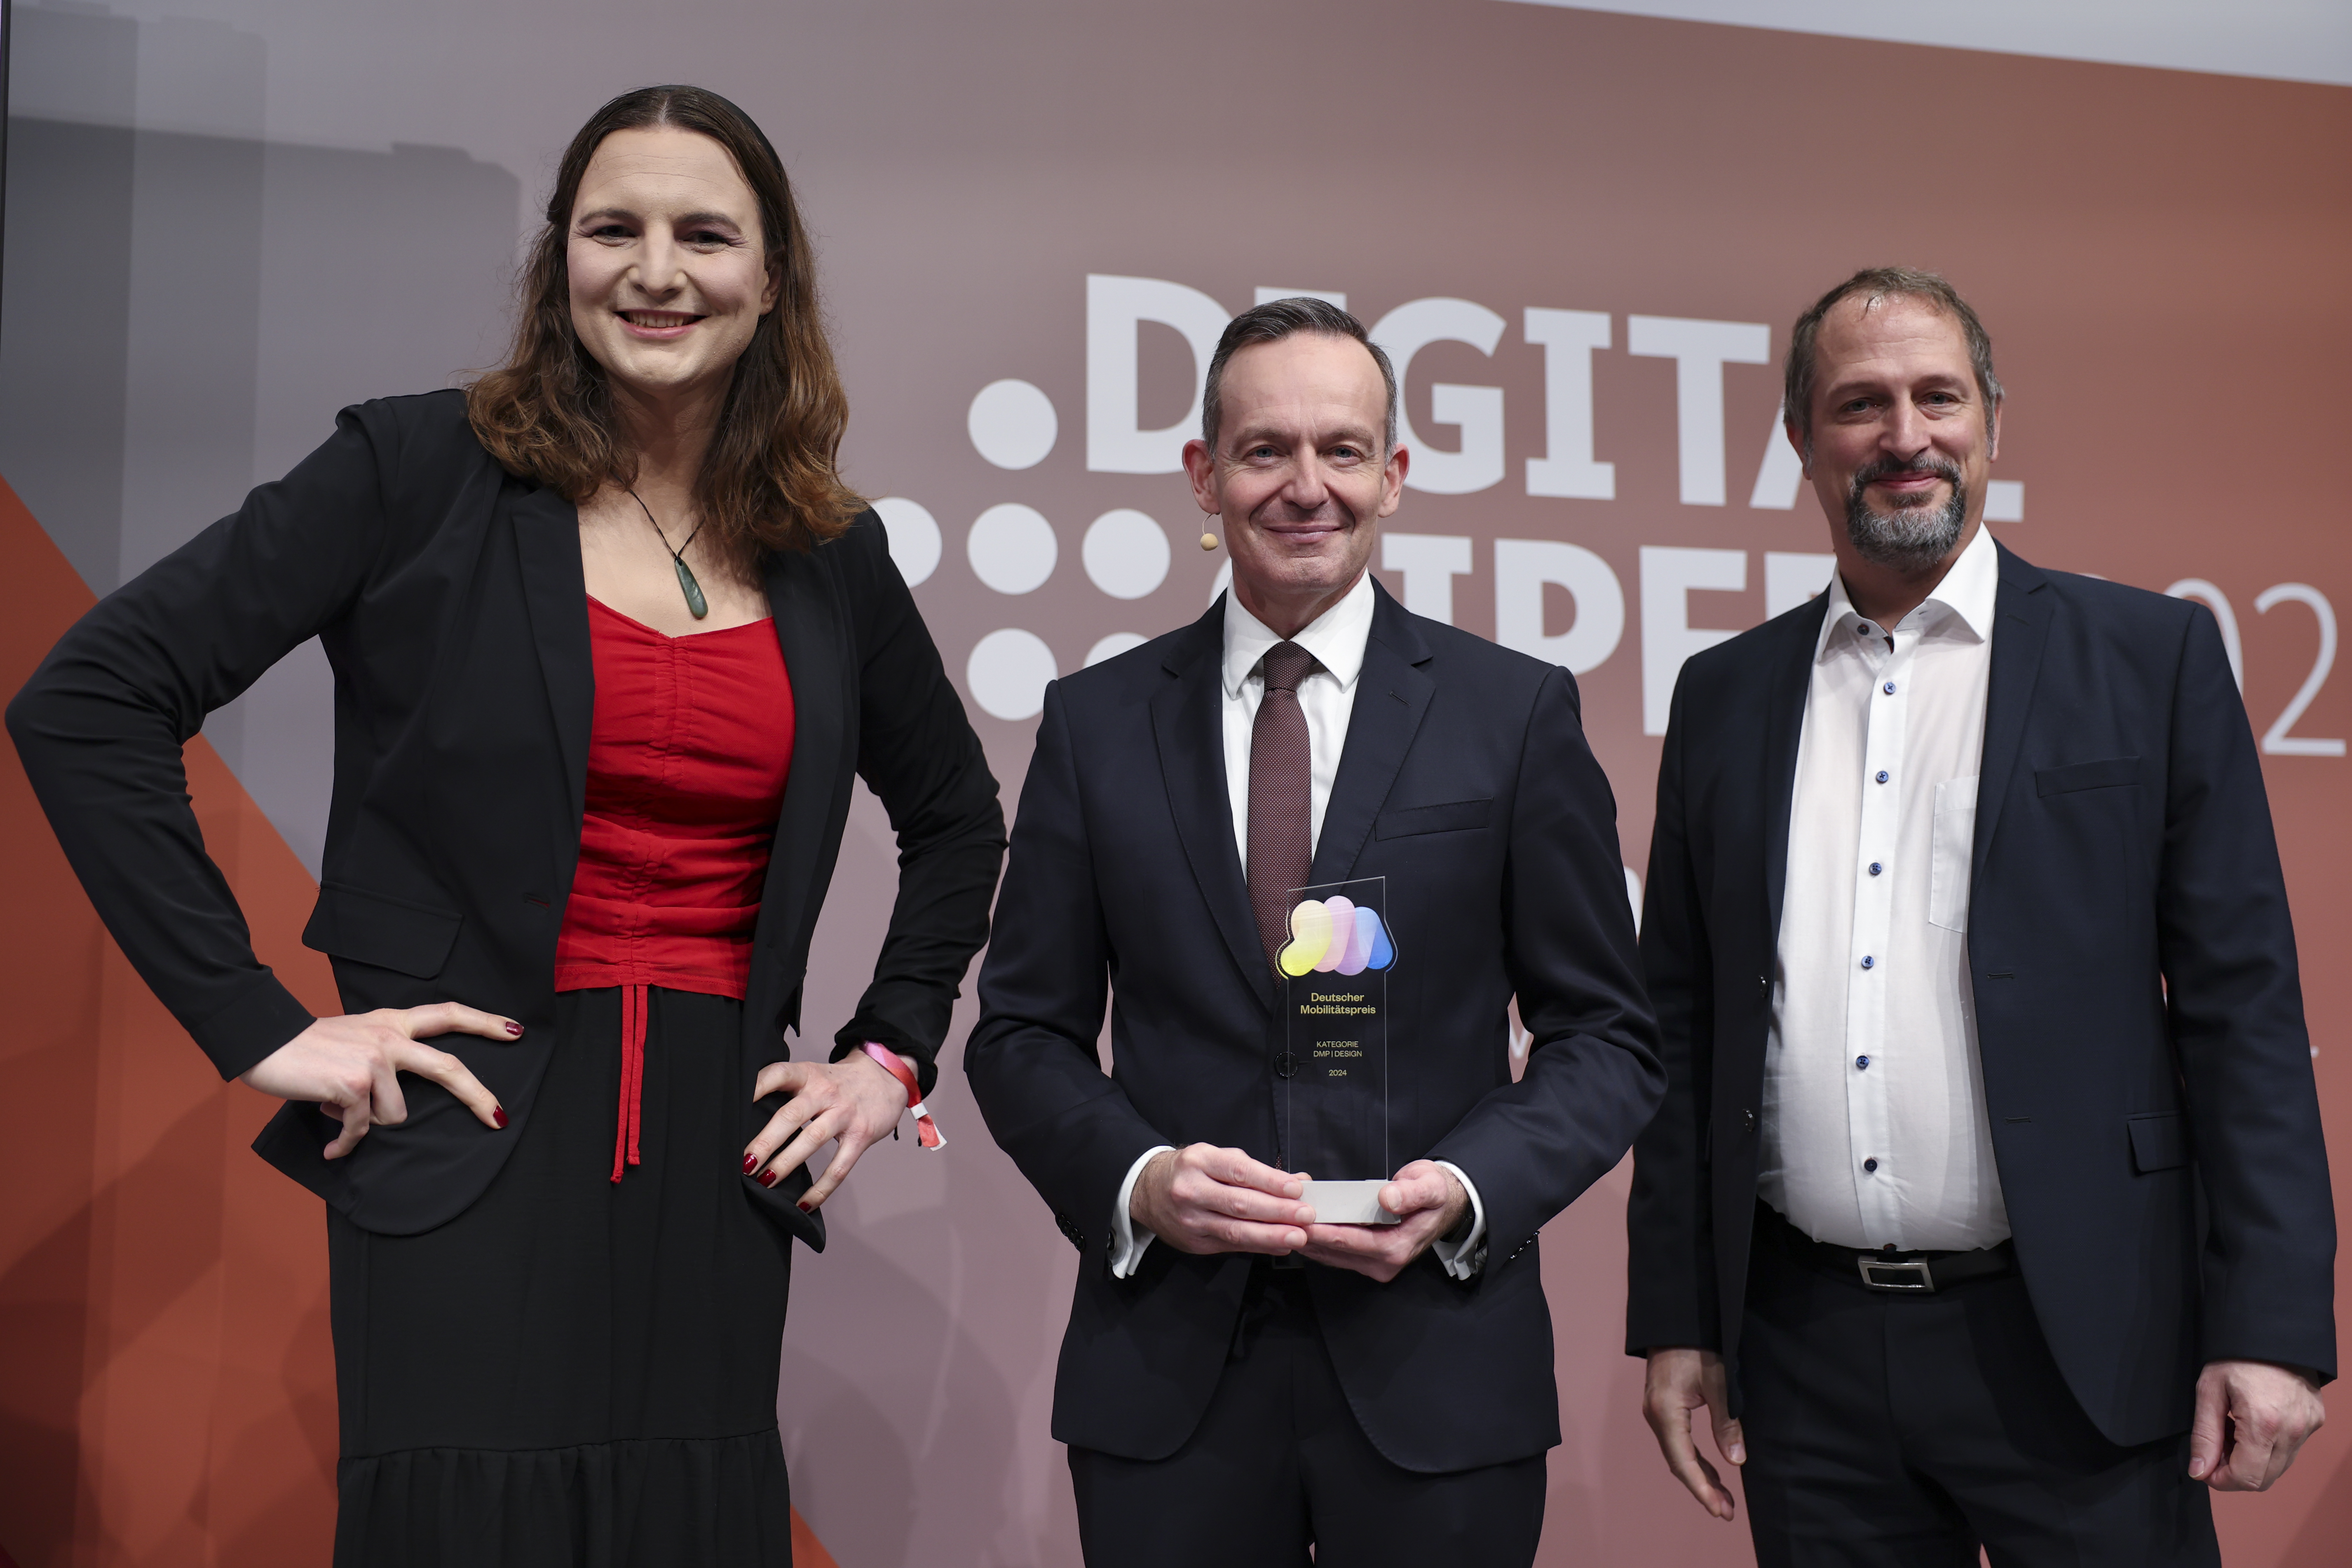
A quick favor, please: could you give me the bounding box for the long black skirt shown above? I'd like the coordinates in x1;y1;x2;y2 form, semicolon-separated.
328;987;795;1566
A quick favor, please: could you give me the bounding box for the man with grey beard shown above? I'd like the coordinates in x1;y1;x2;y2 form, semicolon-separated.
1625;268;2333;1566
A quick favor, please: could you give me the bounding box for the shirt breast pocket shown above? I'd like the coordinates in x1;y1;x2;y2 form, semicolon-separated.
1929;775;1979;933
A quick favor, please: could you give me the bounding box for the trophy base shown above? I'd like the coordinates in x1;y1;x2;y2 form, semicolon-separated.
1302;1179;1399;1226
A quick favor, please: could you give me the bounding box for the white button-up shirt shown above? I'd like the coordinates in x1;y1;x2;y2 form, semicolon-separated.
1108;573;1487;1279
1760;524;2008;1253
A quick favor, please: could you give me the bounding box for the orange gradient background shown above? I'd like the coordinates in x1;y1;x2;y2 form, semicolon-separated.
2;4;2347;1564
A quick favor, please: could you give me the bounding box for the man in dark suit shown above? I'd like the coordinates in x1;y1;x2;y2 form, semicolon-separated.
1627;267;2334;1566
966;298;1661;1565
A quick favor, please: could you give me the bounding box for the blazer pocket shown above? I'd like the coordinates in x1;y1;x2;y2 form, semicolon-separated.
1374;798;1493;839
1929;775;1979;933
302;880;464;980
2126;1111;2190;1173
2037;756;2141;796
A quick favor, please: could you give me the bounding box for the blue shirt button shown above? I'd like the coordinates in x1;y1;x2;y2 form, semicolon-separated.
1860;955;1875;970
1875;770;1890;784
1863;1158;1879;1173
1869;862;1883;876
1856;1055;1871;1069
1883;681;1897;694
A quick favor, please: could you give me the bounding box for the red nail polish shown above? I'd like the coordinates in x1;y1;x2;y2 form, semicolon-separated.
504;1021;523;1037
743;1153;759;1174
492;1106;509;1129
758;1170;779;1188
796;1200;813;1213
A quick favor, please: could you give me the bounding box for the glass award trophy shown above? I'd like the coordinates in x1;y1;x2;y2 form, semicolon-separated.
1277;877;1399;1225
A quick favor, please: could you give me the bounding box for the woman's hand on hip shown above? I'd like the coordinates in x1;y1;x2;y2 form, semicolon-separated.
745;1051;910;1210
238;1003;521;1158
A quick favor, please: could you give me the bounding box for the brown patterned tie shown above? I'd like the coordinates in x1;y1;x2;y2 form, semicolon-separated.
1248;641;1319;974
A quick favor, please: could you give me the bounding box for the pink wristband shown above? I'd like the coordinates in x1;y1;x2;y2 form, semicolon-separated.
860;1042;945;1151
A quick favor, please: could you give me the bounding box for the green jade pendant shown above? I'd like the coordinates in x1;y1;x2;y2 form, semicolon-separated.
628;489;711;619
673;555;709;619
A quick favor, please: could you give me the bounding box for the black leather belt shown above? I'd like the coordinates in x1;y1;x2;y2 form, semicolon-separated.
1761;1201;2014;1294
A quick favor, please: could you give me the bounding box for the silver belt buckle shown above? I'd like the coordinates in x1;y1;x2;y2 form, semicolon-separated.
1858;1256;1937;1292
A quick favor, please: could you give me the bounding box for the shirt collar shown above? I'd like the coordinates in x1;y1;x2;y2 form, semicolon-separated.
1222;570;1376;698
1814;523;2002;661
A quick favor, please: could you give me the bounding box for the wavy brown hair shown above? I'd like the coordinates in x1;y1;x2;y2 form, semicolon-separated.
467;85;858;556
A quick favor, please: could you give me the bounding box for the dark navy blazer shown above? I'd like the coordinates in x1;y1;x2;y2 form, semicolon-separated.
1625;538;2335;1446
966;581;1662;1473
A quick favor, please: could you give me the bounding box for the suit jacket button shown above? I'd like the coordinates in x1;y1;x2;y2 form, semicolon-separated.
1742;1108;1757;1132
1274;1052;1299;1078
1756;974;1770;997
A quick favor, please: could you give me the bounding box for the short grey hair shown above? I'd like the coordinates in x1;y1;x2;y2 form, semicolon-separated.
1200;297;1398;456
1784;267;2003;448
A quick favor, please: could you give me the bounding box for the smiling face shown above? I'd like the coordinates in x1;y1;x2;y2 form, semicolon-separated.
1796;293;2000;574
566;125;779;408
1182;333;1407;636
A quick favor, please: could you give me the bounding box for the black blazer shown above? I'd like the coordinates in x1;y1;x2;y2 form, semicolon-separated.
965;583;1662;1474
1625;539;2335;1446
7;391;1005;1246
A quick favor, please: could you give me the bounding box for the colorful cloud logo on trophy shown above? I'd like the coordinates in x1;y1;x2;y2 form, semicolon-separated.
1277;896;1397;979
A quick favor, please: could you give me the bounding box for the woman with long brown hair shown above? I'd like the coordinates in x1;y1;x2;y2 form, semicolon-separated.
8;85;1002;1563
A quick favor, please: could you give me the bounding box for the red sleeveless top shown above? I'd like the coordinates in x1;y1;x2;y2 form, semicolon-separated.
554;597;794;1177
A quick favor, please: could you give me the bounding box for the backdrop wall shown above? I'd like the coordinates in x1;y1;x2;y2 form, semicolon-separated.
2;3;2346;1564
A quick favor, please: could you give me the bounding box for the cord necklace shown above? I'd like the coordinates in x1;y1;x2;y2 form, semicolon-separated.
628;489;709;619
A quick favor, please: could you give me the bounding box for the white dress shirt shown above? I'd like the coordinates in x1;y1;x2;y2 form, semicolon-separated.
1109;573;1488;1280
1761;524;2009;1253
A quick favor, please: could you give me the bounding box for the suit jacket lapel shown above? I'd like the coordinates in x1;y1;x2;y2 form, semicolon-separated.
1150;602;1271;1008
1312;582;1433;886
1972;541;2054;886
508;483;593;826
1762;596;1829;950
759;542;849;960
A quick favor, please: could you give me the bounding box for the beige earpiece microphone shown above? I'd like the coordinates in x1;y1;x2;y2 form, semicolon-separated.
1200;532;1220;551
